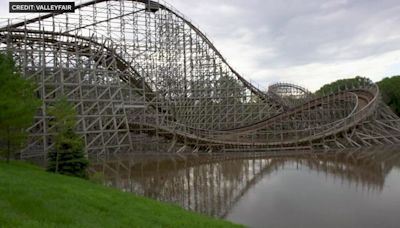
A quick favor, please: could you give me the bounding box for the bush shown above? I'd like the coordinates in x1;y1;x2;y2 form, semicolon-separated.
46;97;89;178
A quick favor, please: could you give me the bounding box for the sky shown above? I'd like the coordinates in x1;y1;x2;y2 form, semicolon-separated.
2;0;400;91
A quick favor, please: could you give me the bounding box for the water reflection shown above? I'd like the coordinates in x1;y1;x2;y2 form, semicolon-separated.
91;146;400;226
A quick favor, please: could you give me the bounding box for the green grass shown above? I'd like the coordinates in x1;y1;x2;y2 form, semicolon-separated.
0;161;243;228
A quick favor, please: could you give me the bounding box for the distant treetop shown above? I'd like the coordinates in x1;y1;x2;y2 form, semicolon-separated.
315;76;372;95
377;75;400;116
315;75;400;117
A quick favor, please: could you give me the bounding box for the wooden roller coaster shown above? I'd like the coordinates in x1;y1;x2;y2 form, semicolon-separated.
0;0;399;161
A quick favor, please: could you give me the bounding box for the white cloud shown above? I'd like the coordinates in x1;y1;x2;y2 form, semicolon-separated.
168;0;400;91
320;0;348;10
249;49;400;91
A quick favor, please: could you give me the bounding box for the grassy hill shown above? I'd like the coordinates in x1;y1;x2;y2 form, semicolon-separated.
0;161;243;228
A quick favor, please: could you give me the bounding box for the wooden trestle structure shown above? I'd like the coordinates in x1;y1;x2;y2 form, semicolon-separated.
0;0;399;161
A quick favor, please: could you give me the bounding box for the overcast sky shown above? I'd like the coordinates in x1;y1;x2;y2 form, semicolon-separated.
2;0;400;91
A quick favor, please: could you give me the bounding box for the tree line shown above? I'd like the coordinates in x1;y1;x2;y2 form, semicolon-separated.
315;75;400;117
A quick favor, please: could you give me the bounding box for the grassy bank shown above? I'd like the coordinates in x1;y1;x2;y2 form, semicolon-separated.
0;161;243;228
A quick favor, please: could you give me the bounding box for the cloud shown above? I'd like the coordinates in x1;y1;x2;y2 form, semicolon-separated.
250;49;400;91
170;0;400;90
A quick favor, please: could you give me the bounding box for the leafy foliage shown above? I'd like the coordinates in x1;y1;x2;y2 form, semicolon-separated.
216;76;246;104
47;96;88;178
315;76;372;95
377;76;400;116
315;75;400;117
0;52;40;162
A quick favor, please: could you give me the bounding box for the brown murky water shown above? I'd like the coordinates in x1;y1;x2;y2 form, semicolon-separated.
91;146;400;228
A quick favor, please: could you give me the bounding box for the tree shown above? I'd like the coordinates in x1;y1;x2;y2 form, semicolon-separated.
216;76;246;104
0;52;40;162
315;76;371;95
47;96;89;178
316;75;400;117
377;76;400;117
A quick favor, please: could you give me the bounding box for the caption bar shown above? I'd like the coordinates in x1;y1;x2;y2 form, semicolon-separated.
9;2;75;13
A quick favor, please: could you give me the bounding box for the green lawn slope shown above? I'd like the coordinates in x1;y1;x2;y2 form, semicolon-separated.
0;161;243;228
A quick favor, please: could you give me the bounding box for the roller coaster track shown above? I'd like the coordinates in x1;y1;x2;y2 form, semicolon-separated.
129;85;378;146
267;82;313;109
1;0;271;103
0;29;149;93
0;29;179;119
1;0;400;159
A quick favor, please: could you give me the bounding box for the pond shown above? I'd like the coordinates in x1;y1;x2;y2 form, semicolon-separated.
91;146;400;228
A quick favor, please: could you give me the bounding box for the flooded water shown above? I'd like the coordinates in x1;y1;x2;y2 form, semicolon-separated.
91;146;400;228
